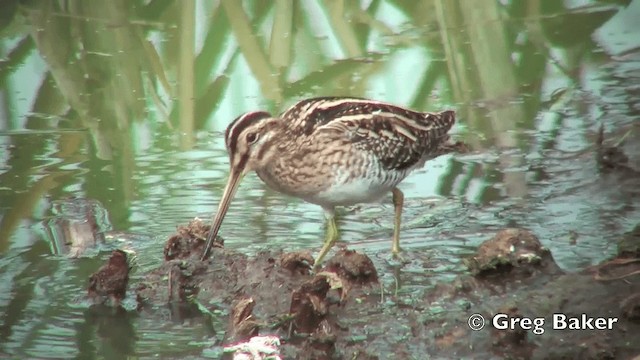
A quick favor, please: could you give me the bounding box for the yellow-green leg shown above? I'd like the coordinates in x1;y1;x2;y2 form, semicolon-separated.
391;187;403;256
314;208;339;270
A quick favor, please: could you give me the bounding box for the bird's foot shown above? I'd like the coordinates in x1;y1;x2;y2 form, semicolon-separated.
387;249;409;266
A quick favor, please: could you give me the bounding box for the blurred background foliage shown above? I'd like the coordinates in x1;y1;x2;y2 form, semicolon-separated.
1;0;630;135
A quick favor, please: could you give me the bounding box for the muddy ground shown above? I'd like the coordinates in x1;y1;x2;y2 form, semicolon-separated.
122;220;640;360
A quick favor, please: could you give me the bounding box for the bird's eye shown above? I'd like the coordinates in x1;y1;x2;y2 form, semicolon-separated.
246;132;258;144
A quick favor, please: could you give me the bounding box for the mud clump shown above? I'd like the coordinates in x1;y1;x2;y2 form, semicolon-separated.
280;251;314;275
168;259;209;302
320;249;378;286
138;220;216;305
317;249;378;301
228;297;260;342
285;249;379;336
163;218;223;260
466;228;561;279
88;249;130;306
288;276;332;334
285;250;378;359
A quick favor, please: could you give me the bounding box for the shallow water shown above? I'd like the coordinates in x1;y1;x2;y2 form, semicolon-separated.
1;0;639;358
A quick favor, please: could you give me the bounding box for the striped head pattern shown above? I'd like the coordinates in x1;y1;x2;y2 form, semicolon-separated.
224;111;279;174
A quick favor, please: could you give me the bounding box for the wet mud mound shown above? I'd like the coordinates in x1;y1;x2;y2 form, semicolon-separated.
124;220;640;359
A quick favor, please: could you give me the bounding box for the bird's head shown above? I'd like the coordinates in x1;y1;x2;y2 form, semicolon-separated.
224;111;280;175
201;111;280;260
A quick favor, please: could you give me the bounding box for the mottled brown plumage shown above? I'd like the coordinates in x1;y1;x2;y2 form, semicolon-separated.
201;97;457;267
88;249;130;305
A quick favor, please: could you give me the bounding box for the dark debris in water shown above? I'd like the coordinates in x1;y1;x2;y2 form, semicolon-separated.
87;249;130;307
618;223;640;259
596;124;638;174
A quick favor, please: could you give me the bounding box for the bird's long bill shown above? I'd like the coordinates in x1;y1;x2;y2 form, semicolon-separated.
201;167;244;260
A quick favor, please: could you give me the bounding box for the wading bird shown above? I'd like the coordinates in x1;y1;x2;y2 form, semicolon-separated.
200;97;456;268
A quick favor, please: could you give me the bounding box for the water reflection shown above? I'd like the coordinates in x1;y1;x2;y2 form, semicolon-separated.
0;0;639;358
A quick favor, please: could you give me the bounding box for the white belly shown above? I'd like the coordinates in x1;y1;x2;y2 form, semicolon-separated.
304;169;407;208
255;155;410;209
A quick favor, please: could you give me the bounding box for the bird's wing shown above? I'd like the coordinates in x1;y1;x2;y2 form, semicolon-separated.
280;97;423;136
316;107;456;170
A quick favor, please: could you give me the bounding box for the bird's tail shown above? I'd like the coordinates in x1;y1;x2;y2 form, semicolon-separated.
428;110;456;133
420;110;468;161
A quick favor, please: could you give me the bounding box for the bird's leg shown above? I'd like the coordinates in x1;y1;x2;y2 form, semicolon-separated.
391;187;404;256
314;208;339;270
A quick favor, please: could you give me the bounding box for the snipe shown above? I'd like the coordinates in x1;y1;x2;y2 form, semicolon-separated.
200;97;456;268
